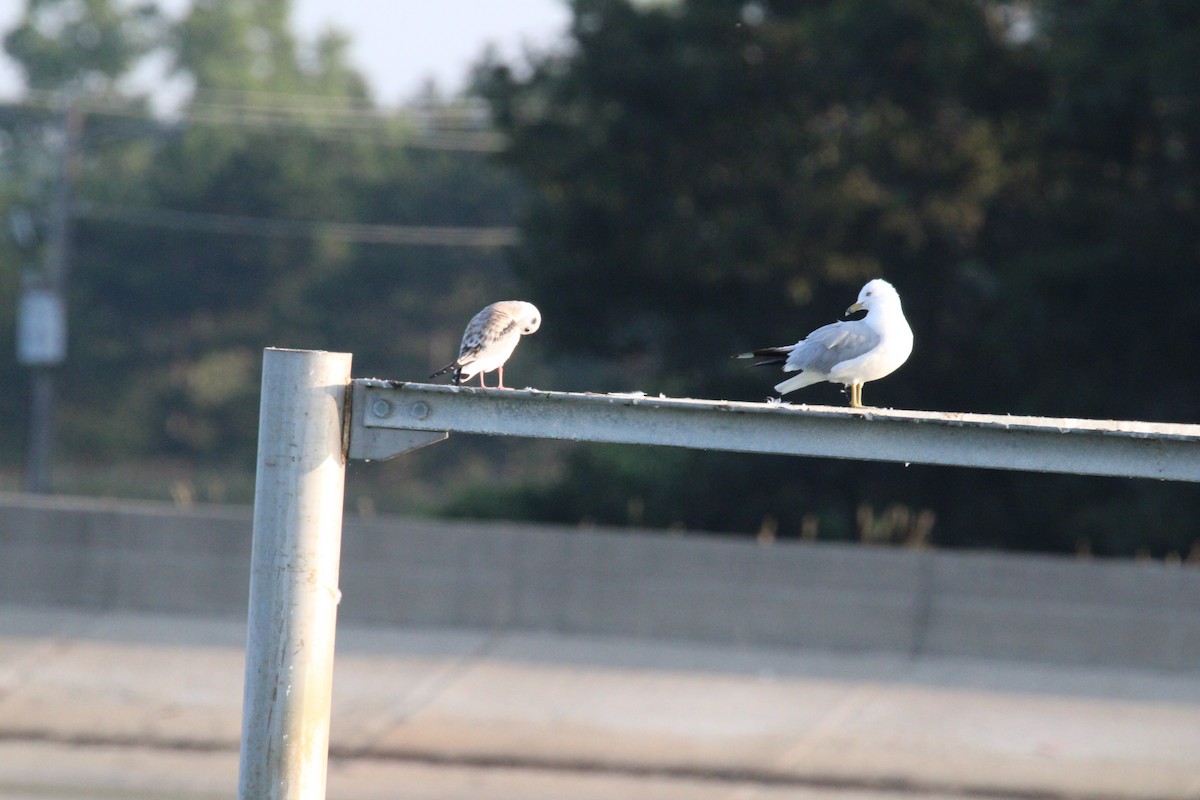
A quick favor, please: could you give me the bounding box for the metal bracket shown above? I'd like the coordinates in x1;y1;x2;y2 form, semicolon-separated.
348;380;447;461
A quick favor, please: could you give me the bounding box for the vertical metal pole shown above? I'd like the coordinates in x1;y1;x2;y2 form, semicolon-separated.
45;97;78;291
238;348;352;800
21;96;79;493
25;369;55;493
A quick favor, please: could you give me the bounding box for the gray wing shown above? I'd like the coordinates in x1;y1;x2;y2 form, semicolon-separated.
458;304;520;363
785;320;881;374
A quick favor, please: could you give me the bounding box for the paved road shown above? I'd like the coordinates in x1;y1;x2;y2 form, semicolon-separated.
1;606;1198;800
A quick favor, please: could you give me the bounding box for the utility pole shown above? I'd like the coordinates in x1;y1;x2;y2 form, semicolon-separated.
14;94;78;493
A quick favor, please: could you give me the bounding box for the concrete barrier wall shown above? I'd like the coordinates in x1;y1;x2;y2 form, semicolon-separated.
1;492;1197;670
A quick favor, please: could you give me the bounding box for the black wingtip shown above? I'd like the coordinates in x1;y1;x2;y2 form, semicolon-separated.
429;361;457;380
734;348;789;368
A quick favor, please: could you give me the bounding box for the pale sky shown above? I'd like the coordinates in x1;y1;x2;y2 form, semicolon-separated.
0;0;572;106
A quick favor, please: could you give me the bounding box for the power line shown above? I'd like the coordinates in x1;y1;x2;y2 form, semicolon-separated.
3;91;505;151
74;204;520;248
13;87;492;125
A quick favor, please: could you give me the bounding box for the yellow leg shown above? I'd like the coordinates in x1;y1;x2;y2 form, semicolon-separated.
850;384;862;408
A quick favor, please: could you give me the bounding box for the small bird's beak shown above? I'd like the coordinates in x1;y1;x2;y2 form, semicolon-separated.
845;301;864;316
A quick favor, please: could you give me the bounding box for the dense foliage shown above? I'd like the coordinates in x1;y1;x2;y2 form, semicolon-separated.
0;0;523;475
472;0;1200;556
2;0;1198;557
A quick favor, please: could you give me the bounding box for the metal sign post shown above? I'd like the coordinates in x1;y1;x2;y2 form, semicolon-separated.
238;347;1200;800
238;348;353;800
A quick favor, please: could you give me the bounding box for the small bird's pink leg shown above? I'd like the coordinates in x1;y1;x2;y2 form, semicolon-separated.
497;366;506;389
478;372;487;388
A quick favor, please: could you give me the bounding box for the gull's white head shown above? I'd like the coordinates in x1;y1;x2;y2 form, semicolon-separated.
514;301;542;335
846;279;901;316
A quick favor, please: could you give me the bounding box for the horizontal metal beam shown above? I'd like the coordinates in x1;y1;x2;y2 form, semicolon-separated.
351;380;1200;482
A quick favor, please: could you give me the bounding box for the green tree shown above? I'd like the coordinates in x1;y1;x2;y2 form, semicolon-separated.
478;0;1037;398
1;0;164;465
3;0;524;486
995;0;1200;421
467;0;1200;557
65;0;466;460
4;0;162;91
965;0;1200;556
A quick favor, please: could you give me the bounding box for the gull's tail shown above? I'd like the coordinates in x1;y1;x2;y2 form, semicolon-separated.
734;345;793;368
429;361;465;384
